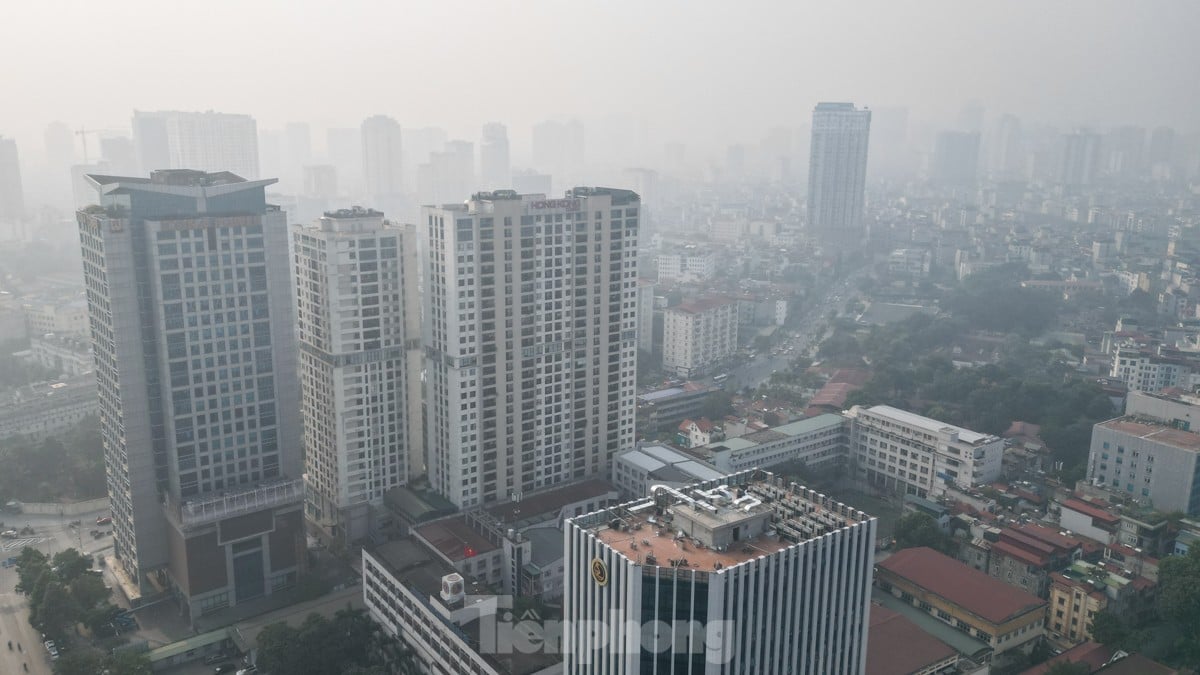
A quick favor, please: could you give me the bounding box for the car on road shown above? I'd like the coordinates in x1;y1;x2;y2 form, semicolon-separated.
95;516;112;525
1;530;16;539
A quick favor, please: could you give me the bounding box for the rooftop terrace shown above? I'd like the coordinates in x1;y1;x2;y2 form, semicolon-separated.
581;469;870;572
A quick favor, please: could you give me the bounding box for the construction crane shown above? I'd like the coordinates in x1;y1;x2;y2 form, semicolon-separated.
74;127;122;165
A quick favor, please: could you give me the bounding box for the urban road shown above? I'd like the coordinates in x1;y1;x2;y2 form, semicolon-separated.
0;505;112;675
727;268;868;393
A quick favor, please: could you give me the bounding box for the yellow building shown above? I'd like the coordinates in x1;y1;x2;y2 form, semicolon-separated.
1049;572;1108;646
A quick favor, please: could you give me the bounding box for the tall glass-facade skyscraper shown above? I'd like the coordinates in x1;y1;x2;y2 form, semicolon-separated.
78;169;304;619
807;102;871;250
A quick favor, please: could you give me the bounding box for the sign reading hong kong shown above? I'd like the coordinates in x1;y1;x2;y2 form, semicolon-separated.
528;198;581;211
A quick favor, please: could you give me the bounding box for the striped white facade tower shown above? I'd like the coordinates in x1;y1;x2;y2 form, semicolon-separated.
564;469;876;674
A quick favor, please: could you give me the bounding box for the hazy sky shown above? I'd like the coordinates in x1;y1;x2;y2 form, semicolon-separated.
3;0;1198;162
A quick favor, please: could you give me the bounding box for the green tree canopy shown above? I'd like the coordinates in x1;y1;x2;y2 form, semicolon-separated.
893;512;954;554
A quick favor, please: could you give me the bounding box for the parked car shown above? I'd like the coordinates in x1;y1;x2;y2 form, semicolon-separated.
44;640;59;660
0;530;16;539
214;664;237;674
95;516;112;526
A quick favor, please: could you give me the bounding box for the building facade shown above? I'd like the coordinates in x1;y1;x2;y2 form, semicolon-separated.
361;115;404;199
808;102;871;249
564;469;877;674
78;170;304;618
0;135;24;223
876;547;1046;663
848;405;1005;498
293;207;423;543
0;375;99;440
132;110;259;179
422;188;639;508
1087;416;1200;515
480;123;511;190
661;297;738;378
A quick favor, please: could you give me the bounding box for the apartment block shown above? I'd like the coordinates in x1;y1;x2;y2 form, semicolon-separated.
422;189;639;508
293;207;423;543
661;296;738;378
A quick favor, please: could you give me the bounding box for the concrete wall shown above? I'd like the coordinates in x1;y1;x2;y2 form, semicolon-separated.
18;497;109;516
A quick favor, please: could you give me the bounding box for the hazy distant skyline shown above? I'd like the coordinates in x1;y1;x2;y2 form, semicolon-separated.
4;0;1199;165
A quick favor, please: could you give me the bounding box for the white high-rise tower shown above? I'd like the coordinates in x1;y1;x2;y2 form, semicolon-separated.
293;207;424;543
421;188;640;508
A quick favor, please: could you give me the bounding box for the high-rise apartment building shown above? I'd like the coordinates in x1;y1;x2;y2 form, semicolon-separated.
807;102;871;250
78;170;304;619
132;110;260;179
422;188;639;508
532;119;585;192
931;131;981;187
0;136;23;222
361;115;404;198
661;296;739;378
564;469;877;673
293;207;423;543
1058;130;1102;189
480;123;511;190
417;140;474;206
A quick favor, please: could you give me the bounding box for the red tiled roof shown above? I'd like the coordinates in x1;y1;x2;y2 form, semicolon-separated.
866;605;957;675
991;539;1050;567
1021;641;1113;675
1062;498;1121;525
877;547;1046;625
1099;653;1177;674
830;368;871;386
1013;523;1082;551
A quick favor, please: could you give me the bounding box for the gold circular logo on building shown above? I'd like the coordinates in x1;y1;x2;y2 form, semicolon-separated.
591;557;609;586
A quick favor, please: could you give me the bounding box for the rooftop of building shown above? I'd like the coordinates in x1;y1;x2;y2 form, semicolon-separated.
88;169;249;188
876;546;1046;625
690;413;846;460
860;405;996;445
578;469;871;572
484;478;618;526
366;541;562;675
1098;416;1200;452
616;445;725;484
866;604;958;675
670;296;736;314
1020;641;1114;675
870;589;991;662
413;514;499;563
322;206;384;219
1062;498;1122;525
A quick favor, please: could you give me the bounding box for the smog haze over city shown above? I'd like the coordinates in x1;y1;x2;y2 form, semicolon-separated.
1;2;1200;675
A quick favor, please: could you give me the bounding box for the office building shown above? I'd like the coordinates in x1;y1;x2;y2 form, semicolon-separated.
875;547;1046;664
361;115;404;198
480;123;511;190
1058;130;1102;189
302;165;338;199
931;131;981;187
611;444;725;499
807;102;871;249
25;332;94;376
848;405;1005;498
293;207;422;543
661;296;738;378
990;113;1024;180
417;140;474;206
1087;415;1200;514
0;136;25;222
532;119;584;192
78;170;304;618
132;110;260;178
421;188;639;508
693;413;848;474
564;469;877;673
0;375;99;441
326;127;363;194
